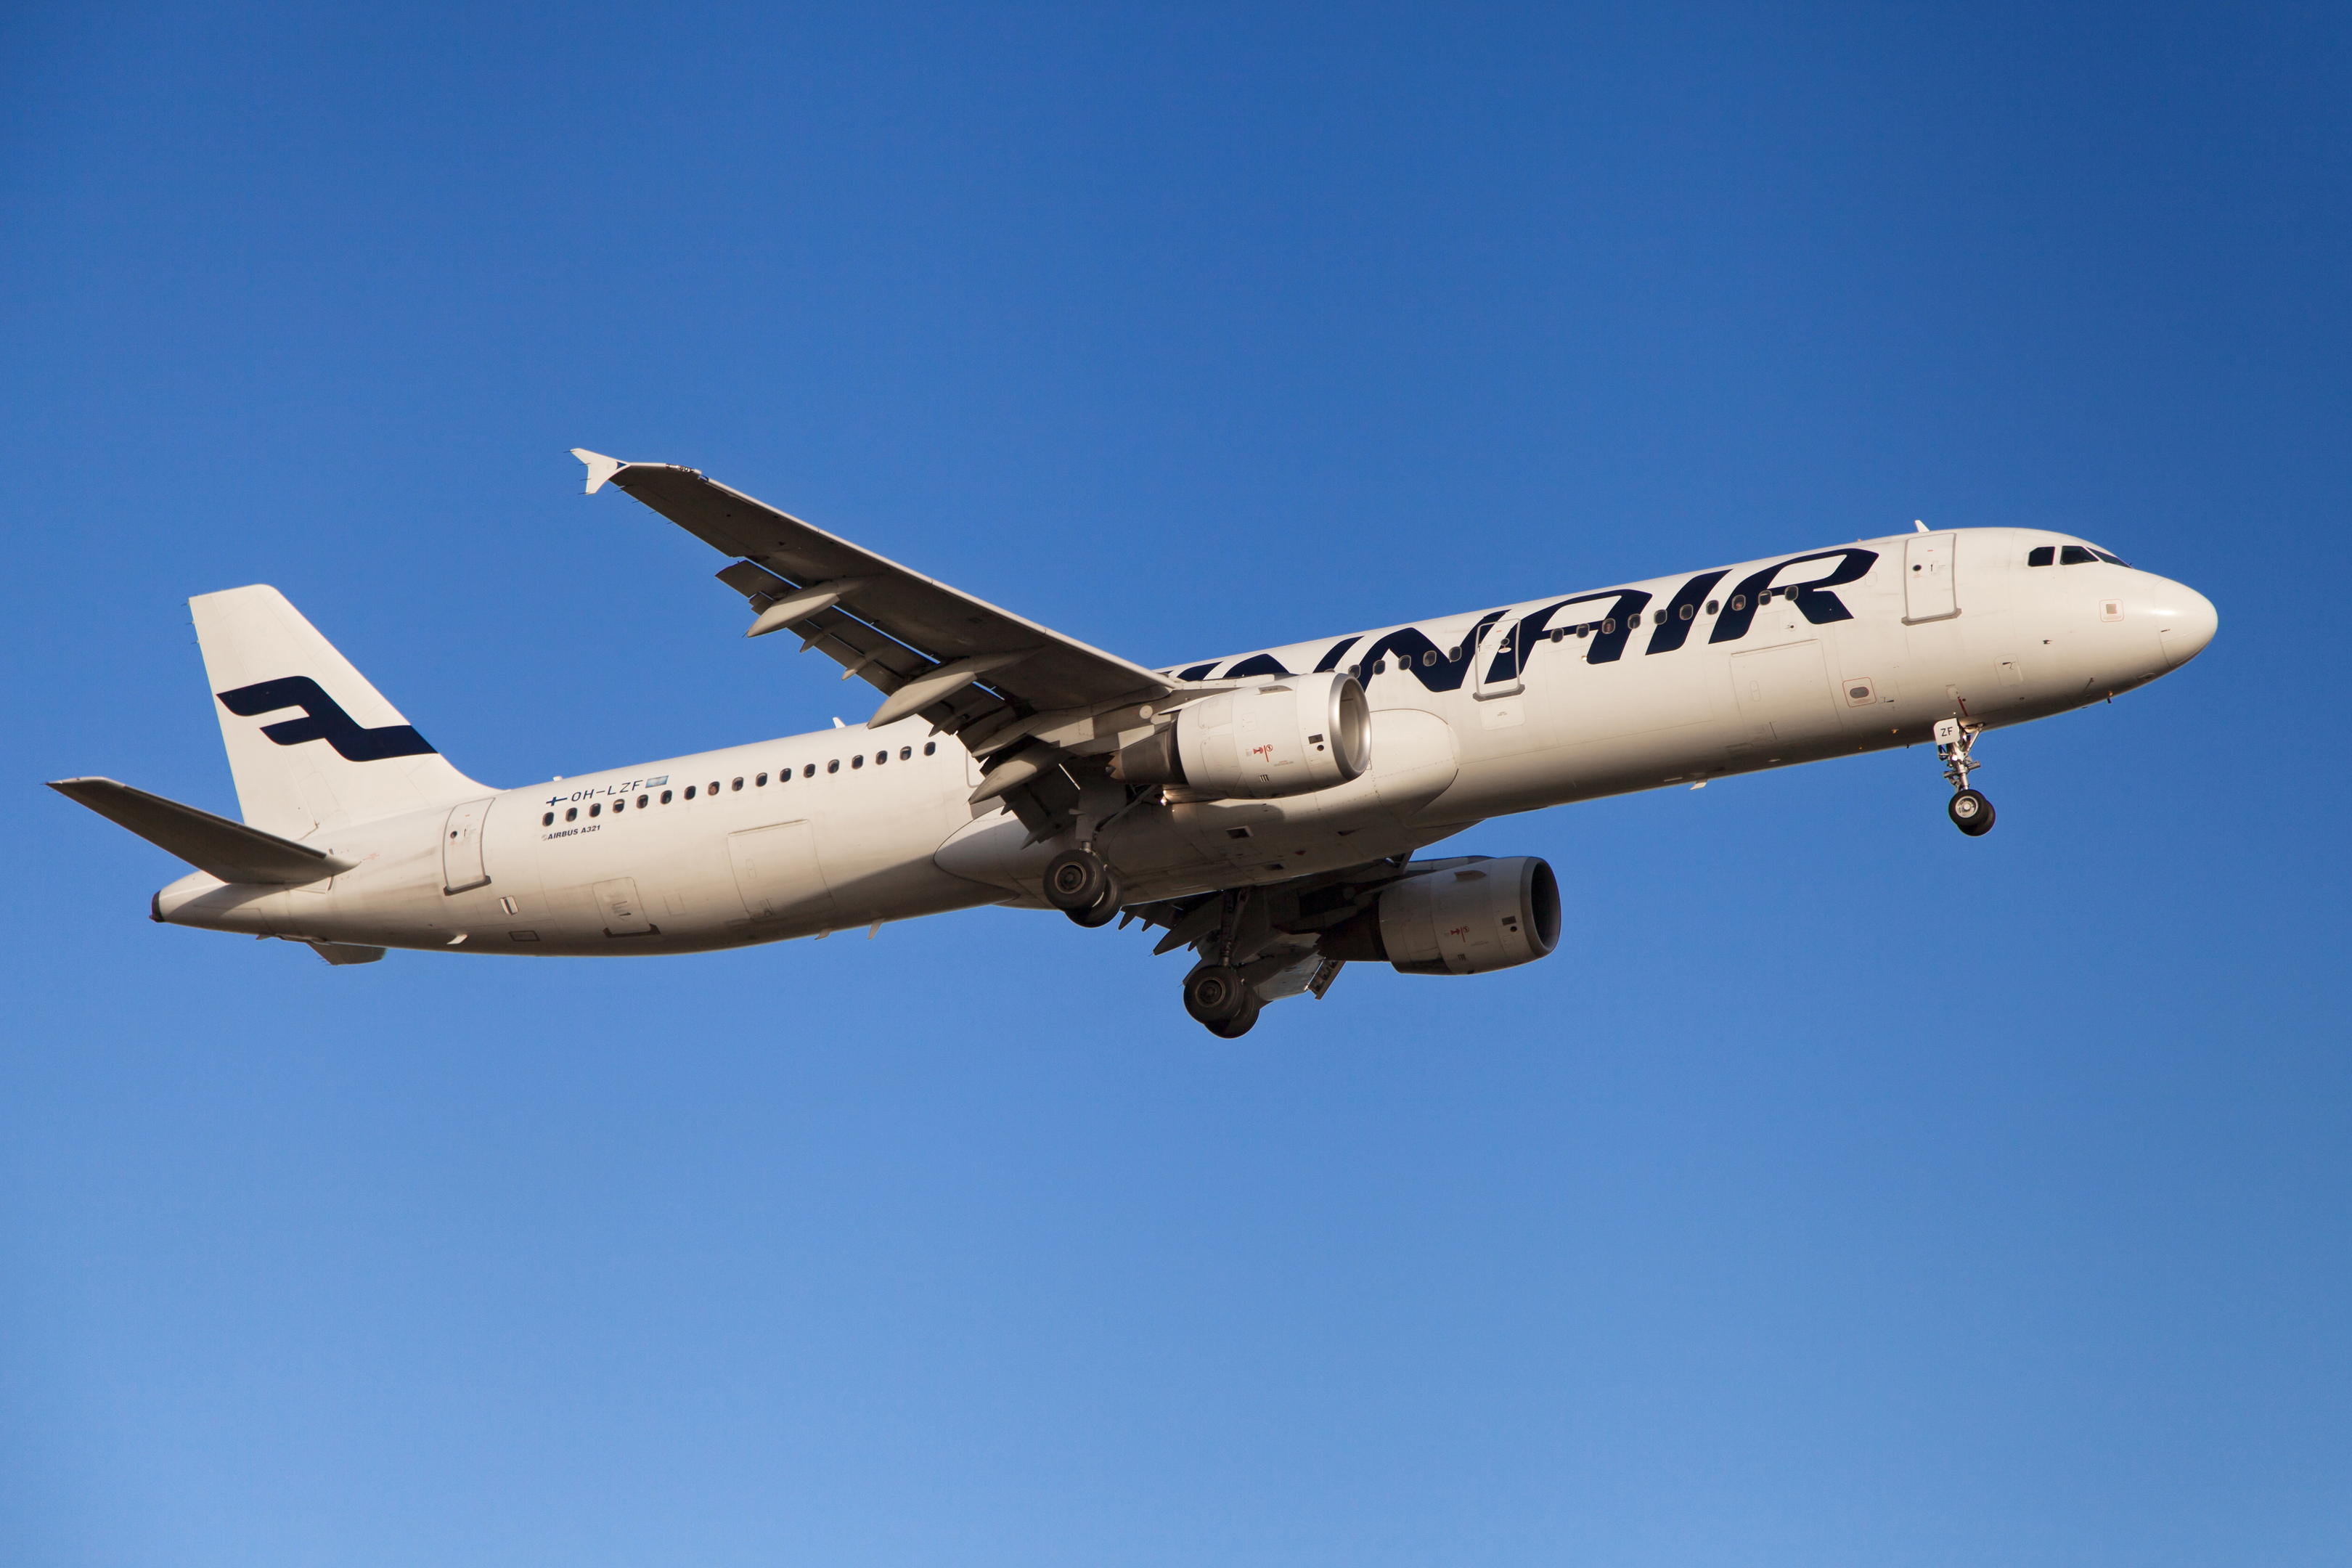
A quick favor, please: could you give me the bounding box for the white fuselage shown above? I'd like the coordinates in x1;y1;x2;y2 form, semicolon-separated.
155;527;2214;955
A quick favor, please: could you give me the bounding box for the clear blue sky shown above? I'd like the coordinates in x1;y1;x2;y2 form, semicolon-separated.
6;5;2348;1565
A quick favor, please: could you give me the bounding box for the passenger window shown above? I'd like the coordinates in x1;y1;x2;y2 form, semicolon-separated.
1448;646;1462;661
804;764;815;778
755;772;767;787
542;812;553;826
899;746;912;760
661;790;673;804
1678;603;1694;620
1421;650;1437;667
874;750;886;765
709;781;720;795
684;785;695;799
2060;546;2098;565
1601;618;1615;634
1731;594;1745;611
589;802;600;817
1654;610;1667;624
2028;546;2055;566
565;807;578;822
923;742;936;756
637;795;648;809
828;760;839;773
852;754;864;769
731;777;743;791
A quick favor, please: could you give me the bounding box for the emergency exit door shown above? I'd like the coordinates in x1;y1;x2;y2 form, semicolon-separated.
729;820;839;926
1904;532;1959;624
1474;613;1524;699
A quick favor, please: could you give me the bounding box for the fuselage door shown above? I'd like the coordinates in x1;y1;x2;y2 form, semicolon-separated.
1903;533;1959;624
729;820;840;928
1729;641;1841;751
441;797;494;894
1474;613;1525;700
593;877;656;936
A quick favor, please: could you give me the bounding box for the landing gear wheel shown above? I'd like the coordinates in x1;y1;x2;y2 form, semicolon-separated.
1948;789;1995;836
1066;867;1124;928
1204;991;1262;1038
1183;963;1249;1025
1044;849;1110;912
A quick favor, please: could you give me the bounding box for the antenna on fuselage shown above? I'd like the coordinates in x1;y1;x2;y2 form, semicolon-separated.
1914;519;1930;533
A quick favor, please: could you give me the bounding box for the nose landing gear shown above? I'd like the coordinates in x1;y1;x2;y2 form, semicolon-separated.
1936;717;1996;836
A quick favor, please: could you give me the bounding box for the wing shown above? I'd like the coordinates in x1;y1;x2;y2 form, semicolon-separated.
573;451;1180;743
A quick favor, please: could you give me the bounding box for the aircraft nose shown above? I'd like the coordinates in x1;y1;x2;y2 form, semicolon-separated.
2153;579;2218;669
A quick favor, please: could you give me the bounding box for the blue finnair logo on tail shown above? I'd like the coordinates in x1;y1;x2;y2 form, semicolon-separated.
216;677;436;761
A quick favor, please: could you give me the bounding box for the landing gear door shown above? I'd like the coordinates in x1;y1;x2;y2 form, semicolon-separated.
1904;533;1959;624
441;797;494;894
1474;613;1524;700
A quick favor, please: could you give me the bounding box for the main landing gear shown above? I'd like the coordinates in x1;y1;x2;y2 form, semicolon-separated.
1183;963;1261;1036
1936;717;1996;837
1048;842;1267;1037
1177;889;1267;1037
1045;846;1124;928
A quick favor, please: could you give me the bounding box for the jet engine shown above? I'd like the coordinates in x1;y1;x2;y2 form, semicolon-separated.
1111;672;1369;800
1317;857;1561;976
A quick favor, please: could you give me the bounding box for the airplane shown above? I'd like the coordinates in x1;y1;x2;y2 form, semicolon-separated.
51;451;2218;1036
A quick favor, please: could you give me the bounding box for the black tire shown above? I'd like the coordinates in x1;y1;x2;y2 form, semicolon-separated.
1066;867;1124;928
1183;963;1249;1024
1948;789;1995;836
1044;849;1109;912
1205;992;1262;1038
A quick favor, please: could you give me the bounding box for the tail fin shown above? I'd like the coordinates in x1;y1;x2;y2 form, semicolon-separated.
190;585;490;836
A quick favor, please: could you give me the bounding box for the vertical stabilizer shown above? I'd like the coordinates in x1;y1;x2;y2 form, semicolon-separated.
189;585;490;836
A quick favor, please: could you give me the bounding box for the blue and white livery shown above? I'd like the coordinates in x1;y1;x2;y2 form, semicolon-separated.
52;454;2218;1034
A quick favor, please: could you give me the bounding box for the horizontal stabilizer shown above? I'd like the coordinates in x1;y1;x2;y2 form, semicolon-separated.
47;777;356;886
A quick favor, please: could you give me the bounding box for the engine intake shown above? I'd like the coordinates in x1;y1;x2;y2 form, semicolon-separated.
1318;857;1561;976
1111;672;1368;800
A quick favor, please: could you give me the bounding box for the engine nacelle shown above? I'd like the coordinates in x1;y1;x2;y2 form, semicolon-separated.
1111;672;1369;800
1318;857;1561;976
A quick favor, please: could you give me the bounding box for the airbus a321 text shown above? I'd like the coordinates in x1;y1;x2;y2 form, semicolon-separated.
53;452;2218;1035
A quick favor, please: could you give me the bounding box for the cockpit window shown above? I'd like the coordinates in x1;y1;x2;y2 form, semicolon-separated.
2089;547;2131;566
2059;546;2099;565
2028;546;2055;566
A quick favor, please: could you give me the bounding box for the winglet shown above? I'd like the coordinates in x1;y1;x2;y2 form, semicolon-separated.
571;449;628;495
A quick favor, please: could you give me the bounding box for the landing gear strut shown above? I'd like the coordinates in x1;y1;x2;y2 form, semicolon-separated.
1936;718;1996;836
